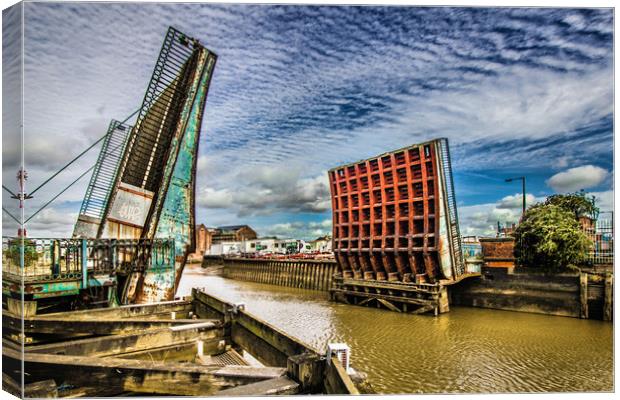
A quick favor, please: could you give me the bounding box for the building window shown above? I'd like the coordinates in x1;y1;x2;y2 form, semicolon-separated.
251;243;255;248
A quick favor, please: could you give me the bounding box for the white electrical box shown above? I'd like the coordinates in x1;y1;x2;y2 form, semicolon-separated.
327;343;351;373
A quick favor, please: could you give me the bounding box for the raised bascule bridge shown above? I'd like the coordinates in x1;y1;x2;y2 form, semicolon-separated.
327;138;480;314
2;27;361;397
217;138;479;315
3;26;217;313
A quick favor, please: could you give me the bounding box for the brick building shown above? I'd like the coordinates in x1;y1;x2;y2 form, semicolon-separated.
188;224;215;261
212;225;257;243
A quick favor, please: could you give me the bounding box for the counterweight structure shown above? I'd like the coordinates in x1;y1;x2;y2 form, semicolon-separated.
74;27;217;304
328;138;464;284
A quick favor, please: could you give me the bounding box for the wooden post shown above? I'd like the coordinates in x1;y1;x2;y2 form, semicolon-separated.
286;352;324;393
580;272;588;319
604;273;613;322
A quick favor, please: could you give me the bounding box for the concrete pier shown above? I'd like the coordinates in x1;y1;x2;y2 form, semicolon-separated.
2;289;363;397
450;267;613;321
221;258;339;291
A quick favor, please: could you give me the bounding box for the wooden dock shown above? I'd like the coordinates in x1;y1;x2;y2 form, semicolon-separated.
221;257;339;291
220;257;481;315
2;289;363;397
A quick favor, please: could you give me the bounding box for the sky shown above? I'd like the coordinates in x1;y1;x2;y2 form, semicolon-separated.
2;3;614;240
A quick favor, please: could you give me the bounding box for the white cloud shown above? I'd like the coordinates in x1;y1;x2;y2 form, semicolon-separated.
459;190;613;236
546;165;609;193
263;219;332;240
198;166;330;217
21;208;78;237
458;193;544;236
496;193;537;210
9;5;612;239
197;188;233;209
588;190;613;213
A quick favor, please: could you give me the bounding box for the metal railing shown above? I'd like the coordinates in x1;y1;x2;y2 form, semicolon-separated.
437;138;465;276
2;237;175;282
79;120;132;219
583;219;613;265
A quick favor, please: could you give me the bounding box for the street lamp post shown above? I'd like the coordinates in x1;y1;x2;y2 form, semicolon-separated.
505;176;526;214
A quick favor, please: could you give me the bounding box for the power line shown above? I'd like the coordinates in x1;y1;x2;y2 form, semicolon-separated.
2;207;20;225
25;165;95;224
25;116;137;223
2;185;16;197
28;108;139;197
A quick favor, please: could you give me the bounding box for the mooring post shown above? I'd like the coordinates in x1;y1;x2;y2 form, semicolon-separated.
197;340;204;357
286;352;324;393
604;273;613;322
81;239;88;289
579;272;588;319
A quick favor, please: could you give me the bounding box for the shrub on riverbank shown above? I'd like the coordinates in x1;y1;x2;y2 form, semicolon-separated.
514;204;591;272
544;192;599;220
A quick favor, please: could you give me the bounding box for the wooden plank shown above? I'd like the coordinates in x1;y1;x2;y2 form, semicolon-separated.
4;312;198;335
3;373;58;398
2;372;22;398
332;289;434;307
287;351;325;393
27;322;222;357
324;356;359;395
192;288;228;316
580;272;588;319
604;273;613;322
217;376;299;396
34;299;193;320
231;322;288;367
235;310;320;357
376;298;402;312
411;304;435;315
116;338;225;361
4;346;285;397
342;277;437;293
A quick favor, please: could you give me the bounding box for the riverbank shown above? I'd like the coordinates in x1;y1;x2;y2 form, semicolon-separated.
180;263;613;394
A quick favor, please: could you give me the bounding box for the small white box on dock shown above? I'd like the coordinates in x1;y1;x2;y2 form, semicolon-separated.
327;343;351;373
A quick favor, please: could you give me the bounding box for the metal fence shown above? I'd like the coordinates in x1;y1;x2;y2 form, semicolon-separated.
583;219;613;265
2;237;175;281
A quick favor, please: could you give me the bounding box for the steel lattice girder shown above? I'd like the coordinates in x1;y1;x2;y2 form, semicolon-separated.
328;138;464;284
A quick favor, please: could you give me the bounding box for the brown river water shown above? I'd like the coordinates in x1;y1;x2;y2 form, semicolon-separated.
178;263;613;394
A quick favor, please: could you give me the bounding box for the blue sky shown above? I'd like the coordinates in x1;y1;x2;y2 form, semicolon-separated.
2;3;614;239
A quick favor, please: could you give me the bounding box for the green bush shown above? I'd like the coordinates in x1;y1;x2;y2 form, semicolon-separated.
4;239;40;267
544;192;599;220
514;204;591;272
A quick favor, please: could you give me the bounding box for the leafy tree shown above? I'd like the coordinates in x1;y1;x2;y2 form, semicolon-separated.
514;204;591;272
4;239;40;267
544;192;599;221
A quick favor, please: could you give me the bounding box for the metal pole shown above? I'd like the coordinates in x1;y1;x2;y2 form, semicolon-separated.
505;176;526;215
522;177;526;214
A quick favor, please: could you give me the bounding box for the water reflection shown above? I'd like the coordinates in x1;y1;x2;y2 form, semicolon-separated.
178;264;613;394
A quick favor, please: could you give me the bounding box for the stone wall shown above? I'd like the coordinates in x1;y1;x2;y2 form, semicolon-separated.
450;267;612;320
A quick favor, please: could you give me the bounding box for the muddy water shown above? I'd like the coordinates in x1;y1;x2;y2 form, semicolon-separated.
178;264;613;394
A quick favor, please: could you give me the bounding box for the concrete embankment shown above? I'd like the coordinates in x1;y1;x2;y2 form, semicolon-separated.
215;258;612;321
450;267;613;321
3;288;363;396
219;258;339;291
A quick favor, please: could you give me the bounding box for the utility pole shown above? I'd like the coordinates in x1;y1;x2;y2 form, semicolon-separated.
505;176;526;215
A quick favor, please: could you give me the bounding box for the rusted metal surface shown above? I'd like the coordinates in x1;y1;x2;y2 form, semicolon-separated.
70;27;218;304
480;237;516;268
2;289;363;396
221;258;339;291
328;138;464;285
1;236;174;304
73;121;132;238
139;46;217;303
